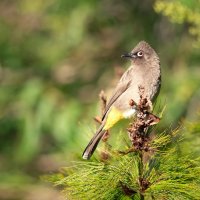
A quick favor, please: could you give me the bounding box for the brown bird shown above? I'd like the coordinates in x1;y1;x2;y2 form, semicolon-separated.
82;41;161;160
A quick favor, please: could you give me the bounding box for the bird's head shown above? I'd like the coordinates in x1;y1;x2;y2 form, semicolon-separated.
121;41;159;68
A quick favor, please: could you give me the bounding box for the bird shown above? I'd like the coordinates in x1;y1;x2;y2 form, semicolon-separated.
82;41;161;160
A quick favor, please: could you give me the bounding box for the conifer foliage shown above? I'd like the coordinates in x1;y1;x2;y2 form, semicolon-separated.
46;88;200;199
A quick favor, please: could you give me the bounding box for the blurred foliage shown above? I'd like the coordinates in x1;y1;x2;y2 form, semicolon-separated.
0;0;199;199
155;0;200;47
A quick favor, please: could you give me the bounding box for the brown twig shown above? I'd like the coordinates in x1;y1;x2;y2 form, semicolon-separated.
127;86;160;152
120;181;137;196
92;90;110;161
126;86;160;197
93;116;102;124
99;90;107;115
93;90;107;125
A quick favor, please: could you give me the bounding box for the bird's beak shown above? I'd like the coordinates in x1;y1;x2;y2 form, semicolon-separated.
121;53;136;59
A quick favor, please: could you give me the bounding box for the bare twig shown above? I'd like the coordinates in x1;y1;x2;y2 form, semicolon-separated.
92;90;110;161
93;116;102;124
93;90;107;125
99;90;107;115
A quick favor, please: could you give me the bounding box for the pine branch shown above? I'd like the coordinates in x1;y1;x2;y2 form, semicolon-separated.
124;86;160;199
44;87;200;200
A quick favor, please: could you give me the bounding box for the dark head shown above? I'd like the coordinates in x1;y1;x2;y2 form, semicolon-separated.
121;41;159;68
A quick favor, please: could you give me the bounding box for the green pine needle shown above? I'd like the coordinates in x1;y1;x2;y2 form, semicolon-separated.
45;119;200;200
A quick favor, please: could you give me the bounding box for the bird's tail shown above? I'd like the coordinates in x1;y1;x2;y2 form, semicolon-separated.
82;124;106;160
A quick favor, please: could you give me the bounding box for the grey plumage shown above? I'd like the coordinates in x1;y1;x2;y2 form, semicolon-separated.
109;41;161;114
82;41;161;160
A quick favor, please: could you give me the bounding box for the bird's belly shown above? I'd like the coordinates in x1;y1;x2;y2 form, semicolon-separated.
123;108;136;118
115;86;140;106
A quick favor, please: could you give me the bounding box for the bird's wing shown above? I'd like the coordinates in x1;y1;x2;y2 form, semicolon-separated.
102;80;131;121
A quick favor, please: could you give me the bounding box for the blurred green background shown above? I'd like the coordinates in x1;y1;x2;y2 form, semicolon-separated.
0;0;200;199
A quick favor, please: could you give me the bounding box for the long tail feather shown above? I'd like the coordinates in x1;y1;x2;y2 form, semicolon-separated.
82;124;106;160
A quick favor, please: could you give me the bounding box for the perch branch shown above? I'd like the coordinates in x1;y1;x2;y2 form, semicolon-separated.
126;86;160;197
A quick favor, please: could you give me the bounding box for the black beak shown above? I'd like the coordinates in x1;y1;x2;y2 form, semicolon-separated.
121;53;136;58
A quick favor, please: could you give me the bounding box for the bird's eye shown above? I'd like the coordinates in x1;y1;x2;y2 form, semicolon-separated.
137;51;143;57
